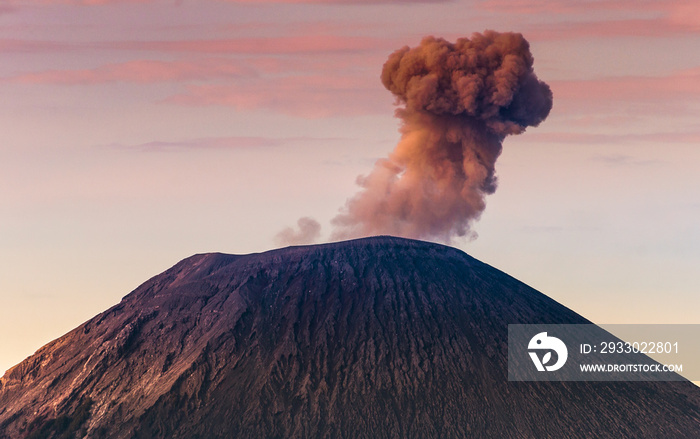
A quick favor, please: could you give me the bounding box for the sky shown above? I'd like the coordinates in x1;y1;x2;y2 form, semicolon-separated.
1;0;699;375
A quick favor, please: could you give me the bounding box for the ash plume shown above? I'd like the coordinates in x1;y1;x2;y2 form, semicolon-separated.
331;31;552;242
275;216;322;246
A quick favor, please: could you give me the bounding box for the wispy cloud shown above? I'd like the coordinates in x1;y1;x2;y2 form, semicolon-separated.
17;1;156;4
0;39;76;53
1;34;390;117
479;0;699;17
227;0;451;3
590;154;664;167
526;18;699;40
105;135;347;151
548;68;700;116
25;0;449;4
105;136;285;152
0;4;18;14
518;130;700;145
164;74;388;117
0;35;388;55
479;0;700;39
519;225;565;233
7;58;255;84
114;35;385;54
534;69;700;131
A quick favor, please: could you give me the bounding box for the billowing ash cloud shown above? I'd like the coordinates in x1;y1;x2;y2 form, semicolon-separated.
275;217;322;246
331;31;552;242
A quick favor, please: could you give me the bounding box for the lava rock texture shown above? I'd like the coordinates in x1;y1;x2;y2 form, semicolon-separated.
1;236;698;438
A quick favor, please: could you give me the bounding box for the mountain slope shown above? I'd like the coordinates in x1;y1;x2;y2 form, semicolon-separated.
1;236;698;438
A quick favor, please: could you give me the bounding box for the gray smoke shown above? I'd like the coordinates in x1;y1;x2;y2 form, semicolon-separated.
275;217;322;246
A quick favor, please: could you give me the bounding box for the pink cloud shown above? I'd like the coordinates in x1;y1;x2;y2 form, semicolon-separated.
115;35;386;55
517;130;700;145
164;74;390;118
551;68;700;102
543;69;700;126
28;0;446;4
24;0;151;4
0;39;74;53
2;33;390;118
589;154;664;167
1;35;388;56
106;135;348;151
478;0;692;15
106;136;286;151
8;58;255;85
526;18;697;40
479;0;700;38
226;0;449;3
667;2;700;29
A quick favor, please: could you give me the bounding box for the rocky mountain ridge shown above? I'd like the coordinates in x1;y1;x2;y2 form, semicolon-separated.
1;236;698;438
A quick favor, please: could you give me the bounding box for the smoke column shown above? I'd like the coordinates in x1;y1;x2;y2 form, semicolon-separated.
331;31;552;242
275;216;321;246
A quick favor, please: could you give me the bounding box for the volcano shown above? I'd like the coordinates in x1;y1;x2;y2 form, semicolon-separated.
1;237;698;438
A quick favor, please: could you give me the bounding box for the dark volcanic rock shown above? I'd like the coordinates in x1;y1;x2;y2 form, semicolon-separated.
0;236;698;438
